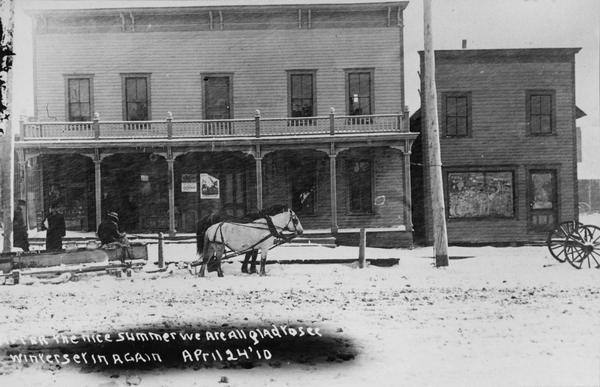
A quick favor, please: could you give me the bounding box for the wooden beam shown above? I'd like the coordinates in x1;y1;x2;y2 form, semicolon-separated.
423;0;449;266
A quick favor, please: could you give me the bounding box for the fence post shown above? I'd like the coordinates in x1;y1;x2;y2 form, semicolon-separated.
329;107;335;135
93;112;100;139
358;228;366;268
255;110;261;137
166;111;173;139
158;232;164;268
403;106;410;131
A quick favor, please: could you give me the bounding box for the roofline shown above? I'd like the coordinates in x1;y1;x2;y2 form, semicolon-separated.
25;2;409;17
417;47;581;59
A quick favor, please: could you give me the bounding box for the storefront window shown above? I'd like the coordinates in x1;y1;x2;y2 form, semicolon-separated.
448;171;514;218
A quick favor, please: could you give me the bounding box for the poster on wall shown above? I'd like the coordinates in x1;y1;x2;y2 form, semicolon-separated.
180;174;197;192
200;173;220;199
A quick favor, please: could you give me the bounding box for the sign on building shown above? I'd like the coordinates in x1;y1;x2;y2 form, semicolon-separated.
200;173;220;199
181;174;197;192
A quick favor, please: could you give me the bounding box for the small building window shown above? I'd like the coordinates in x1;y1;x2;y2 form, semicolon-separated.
66;77;92;121
442;92;471;137
447;170;514;219
288;71;316;118
122;74;151;121
348;159;372;213
526;90;555;135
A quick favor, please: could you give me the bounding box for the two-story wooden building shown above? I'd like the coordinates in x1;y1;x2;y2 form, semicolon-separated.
17;2;416;247
412;48;582;244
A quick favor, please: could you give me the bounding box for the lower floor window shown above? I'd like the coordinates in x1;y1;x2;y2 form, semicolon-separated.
348;159;372;213
448;171;514;218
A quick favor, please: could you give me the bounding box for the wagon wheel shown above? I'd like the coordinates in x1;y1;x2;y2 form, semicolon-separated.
565;225;600;269
546;220;584;263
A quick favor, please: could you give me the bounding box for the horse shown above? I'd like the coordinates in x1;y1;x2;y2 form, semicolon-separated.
195;205;290;274
199;207;303;277
196;209;264;274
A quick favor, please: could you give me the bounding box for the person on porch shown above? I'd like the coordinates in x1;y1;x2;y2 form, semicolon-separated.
42;203;66;251
13;199;29;252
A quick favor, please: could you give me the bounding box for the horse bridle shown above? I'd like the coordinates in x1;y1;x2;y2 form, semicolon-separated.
283;209;300;234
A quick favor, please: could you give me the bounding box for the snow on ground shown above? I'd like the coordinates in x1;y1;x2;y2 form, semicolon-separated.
0;214;598;386
0;240;599;387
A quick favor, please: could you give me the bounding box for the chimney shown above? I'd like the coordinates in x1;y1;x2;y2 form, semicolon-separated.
462;39;467;49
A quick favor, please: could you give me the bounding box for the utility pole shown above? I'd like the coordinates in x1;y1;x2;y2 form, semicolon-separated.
423;0;448;267
0;0;15;252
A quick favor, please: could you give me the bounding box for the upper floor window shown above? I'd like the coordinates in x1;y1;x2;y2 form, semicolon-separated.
442;92;471;137
347;70;373;116
526;90;555;135
66;76;92;121
122;74;151;121
288;71;316;118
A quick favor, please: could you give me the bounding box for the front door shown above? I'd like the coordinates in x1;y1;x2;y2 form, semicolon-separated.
528;169;558;231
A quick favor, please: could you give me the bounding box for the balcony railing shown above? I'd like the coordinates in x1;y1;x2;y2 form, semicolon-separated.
20;110;410;141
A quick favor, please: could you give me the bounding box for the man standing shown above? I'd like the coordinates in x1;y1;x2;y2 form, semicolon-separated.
13;200;29;252
42;204;66;251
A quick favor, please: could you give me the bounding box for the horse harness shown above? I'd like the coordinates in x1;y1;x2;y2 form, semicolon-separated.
208;212;298;258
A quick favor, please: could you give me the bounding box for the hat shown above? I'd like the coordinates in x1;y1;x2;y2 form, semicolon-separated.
107;211;119;221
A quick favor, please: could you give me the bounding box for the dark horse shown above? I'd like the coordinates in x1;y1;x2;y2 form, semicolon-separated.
195;205;289;274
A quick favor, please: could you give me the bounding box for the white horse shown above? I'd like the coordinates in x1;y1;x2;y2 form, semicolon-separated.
199;208;303;277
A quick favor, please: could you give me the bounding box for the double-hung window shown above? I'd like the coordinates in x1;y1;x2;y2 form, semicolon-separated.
442;92;471;137
288;71;316;126
66;77;92;122
122;74;151;129
526;90;555;135
347;70;373;124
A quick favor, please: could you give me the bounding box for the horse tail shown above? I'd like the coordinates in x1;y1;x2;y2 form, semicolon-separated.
202;231;211;262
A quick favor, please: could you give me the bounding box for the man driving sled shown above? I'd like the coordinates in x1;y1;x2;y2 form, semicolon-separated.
97;211;132;260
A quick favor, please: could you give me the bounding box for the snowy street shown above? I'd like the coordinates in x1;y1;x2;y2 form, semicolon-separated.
0;240;599;387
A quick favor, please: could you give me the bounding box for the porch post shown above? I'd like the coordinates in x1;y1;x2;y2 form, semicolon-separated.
329;145;338;233
403;144;413;232
167;153;176;237
93;152;102;231
16;149;26;201
255;156;263;210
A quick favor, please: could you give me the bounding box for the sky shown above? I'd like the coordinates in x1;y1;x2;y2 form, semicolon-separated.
9;0;600;176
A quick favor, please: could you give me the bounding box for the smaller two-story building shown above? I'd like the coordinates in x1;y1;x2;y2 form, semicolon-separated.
412;48;583;244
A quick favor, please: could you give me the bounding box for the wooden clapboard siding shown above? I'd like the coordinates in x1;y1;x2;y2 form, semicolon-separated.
34;27;402;121
418;49;579;244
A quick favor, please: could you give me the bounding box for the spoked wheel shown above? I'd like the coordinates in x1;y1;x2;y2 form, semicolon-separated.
546;220;584;263
565;225;600;269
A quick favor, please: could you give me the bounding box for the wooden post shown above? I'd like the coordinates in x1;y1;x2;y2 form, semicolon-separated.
166;111;173;139
358;228;366;268
329;107;335;135
167;154;176;237
93;153;102;231
158;232;164;268
424;0;449;267
0;1;14;252
329;144;338;233
93;112;100;139
255;145;263;210
255;110;261;137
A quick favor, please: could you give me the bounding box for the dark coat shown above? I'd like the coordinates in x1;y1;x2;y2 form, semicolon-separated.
13;207;29;251
97;219;122;245
43;212;66;251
